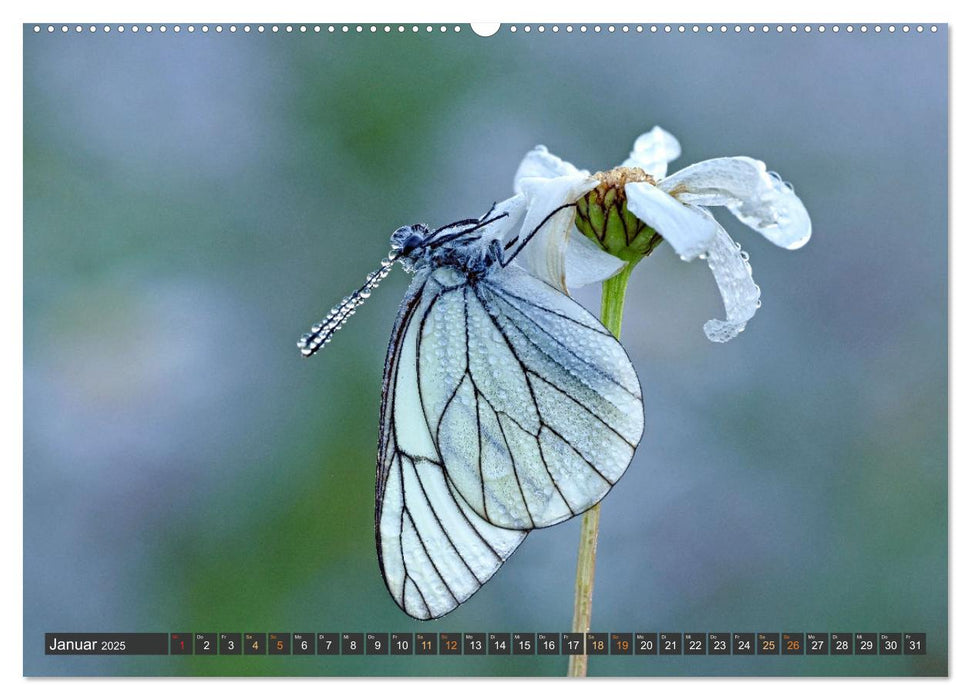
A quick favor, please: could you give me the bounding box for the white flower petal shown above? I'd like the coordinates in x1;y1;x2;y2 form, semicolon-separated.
660;157;811;250
625;182;721;261
728;171;811;250
513;145;584;191
621;126;682;179
514;173;599;292
564;228;626;289
659;157;762;205
698;221;762;343
485;193;527;243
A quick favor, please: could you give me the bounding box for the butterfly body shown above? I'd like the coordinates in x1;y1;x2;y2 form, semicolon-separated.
391;222;505;280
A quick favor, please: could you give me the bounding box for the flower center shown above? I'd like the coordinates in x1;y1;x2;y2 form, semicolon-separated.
589;166;656;201
575;166;662;262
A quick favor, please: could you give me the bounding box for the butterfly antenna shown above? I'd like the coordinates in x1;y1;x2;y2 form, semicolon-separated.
297;248;399;357
423;201;500;245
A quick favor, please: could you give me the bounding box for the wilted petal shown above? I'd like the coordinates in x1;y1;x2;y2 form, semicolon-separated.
660;157;762;205
514;172;599;292
728;170;811;250
699;221;762;343
564;228;626;289
621;126;682;179
625;182;721;260
660;157;811;250
514;145;585;190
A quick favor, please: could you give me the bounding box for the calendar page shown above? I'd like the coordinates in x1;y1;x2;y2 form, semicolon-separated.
23;20;947;678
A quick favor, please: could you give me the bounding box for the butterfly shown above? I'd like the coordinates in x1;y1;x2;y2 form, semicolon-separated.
298;197;644;619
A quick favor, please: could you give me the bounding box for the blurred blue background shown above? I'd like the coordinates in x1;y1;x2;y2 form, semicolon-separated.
23;24;947;676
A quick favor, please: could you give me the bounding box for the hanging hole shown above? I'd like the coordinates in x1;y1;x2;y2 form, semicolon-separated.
471;23;500;37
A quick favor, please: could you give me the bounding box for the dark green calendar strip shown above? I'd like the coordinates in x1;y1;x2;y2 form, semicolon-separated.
45;631;926;656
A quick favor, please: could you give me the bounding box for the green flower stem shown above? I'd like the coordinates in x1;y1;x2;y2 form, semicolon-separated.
567;260;636;678
599;260;635;338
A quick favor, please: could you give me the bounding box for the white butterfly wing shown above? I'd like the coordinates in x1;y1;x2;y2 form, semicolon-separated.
376;271;528;620
376;260;644;618
421;264;644;530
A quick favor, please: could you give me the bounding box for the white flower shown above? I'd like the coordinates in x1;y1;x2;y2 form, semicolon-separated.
512;127;812;342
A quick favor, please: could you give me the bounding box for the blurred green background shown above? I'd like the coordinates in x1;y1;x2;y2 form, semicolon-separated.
23;24;947;676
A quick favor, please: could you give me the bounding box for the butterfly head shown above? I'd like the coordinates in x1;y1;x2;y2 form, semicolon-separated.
390;224;431;258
